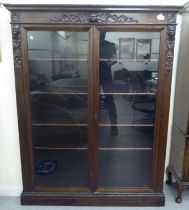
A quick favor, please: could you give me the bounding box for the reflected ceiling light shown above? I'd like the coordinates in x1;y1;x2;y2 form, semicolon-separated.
29;35;34;40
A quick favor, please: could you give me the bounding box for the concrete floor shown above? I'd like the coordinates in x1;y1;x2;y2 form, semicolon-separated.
0;184;189;210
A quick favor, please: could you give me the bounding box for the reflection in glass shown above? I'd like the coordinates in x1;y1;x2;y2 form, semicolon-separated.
27;31;89;187
33;126;88;148
100;95;155;125
99;126;154;149
98;31;160;188
119;38;135;60
31;94;88;124
28;31;88;93
136;39;152;60
99;32;118;135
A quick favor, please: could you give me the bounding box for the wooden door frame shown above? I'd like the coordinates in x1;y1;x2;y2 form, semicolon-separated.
17;23;173;193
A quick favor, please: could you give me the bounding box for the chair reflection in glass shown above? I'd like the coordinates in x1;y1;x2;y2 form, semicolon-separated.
131;70;157;131
99;32;118;135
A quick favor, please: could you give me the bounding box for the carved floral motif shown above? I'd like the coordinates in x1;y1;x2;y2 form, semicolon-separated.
167;13;177;24
11;12;20;22
12;24;22;72
167;25;176;41
10;12;176;74
49;13;139;24
165;24;176;72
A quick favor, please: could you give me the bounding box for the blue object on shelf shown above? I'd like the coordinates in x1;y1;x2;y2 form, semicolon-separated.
35;160;58;175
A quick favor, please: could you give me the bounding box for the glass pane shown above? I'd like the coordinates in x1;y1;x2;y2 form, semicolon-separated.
33;126;88;148
99;127;154;148
28;31;88;93
31;94;87;124
98;31;160;188
34;150;88;187
27;31;89;187
98;150;152;188
99;95;155;125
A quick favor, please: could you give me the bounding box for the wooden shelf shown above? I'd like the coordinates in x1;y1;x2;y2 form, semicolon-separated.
100;58;159;62
30;58;158;62
29;48;63;52
31;91;155;95
34;146;88;150
34;146;152;151
99;92;156;95
99;124;154;127
32;123;88;127
29;58;88;61
30;91;155;95
31;91;88;95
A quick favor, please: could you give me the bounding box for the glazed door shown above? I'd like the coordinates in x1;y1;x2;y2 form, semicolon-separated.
25;26;163;191
25;27;94;189
95;28;162;190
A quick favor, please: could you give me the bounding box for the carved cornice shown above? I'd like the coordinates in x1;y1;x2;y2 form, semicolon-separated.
49;13;139;24
12;24;22;72
165;25;176;72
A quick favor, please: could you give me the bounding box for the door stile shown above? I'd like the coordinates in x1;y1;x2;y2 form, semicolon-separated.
88;26;99;192
21;26;36;190
93;27;100;192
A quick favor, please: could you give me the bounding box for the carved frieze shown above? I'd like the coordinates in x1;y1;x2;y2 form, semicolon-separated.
12;24;22;72
11;12;20;22
167;13;177;24
165;24;176;72
167;25;176;41
10;11;176;74
49;13;139;24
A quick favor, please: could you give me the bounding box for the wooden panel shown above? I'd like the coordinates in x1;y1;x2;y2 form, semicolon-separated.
88;26;97;192
4;4;181;25
21;191;165;206
182;139;189;179
151;27;167;192
4;4;182;12
166;5;189;202
169;126;185;178
187;115;189;134
173;14;189;134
